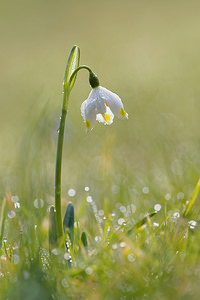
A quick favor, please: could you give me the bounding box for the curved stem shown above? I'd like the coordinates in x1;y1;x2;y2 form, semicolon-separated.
55;90;69;239
55;65;94;239
63;66;93;109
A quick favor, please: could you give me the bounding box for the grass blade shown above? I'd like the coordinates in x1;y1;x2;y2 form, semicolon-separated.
81;232;88;253
0;198;7;250
127;211;157;235
184;178;200;217
63;203;74;246
49;206;57;250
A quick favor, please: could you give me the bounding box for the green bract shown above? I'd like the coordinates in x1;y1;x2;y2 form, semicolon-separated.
63;45;80;92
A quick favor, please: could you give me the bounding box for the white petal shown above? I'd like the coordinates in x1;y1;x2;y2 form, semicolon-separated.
81;100;87;121
81;91;97;132
98;86;128;119
96;106;114;125
93;87;107;114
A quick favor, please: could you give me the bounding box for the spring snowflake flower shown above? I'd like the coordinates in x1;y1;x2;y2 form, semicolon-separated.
81;86;128;132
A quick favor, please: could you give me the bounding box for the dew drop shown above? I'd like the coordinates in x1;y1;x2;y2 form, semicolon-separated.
131;204;136;213
98;209;104;216
51;248;60;256
165;193;171;201
177;192;184;200
120;206;126;214
112;244;118;250
120;242;126;248
154;204;161;212
68;188;76;197
64;253;71;261
173;212;180;219
142;186;149;194
128;253;136;262
94;236;101;242
188;220;197;229
61;278;69;288
118;218;125;225
85;267;93;275
11;195;19;203
34;198;44;209
8;210;16;219
86;196;93;203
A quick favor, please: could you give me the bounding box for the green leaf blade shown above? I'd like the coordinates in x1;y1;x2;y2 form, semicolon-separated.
63;45;80;92
184;178;200;217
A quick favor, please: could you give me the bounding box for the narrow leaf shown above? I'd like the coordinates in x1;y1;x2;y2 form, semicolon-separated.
127;211;157;235
63;203;74;246
49;206;57;250
63;45;80;92
184;178;200;217
81;232;88;253
0;198;7;250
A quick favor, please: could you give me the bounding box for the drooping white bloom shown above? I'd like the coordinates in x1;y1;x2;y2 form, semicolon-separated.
81;86;128;132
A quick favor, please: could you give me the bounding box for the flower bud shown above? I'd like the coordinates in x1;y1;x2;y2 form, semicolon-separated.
89;72;99;88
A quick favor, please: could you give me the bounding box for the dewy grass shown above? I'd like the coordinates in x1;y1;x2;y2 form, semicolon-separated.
1;45;200;300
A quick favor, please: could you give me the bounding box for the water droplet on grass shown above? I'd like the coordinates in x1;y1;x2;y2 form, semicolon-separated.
173;212;180;219
120;242;126;248
112;243;118;250
131;204;136;213
165;193;171;201
94;236;100;242
118;218;125;225
154;204;161;212
128;253;136;262
68;188;76;197
51;248;60;255
98;209;104;216
142;187;149;194
188;220;197;229
85;267;93;275
86;196;93;203
64;253;71;260
61;278;69;288
177;192;184;200
34;198;44;208
8;211;16;219
84;186;90;192
11;195;19;203
120;206;126;214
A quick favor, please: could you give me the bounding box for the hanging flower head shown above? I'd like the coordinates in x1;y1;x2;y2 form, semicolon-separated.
81;72;128;132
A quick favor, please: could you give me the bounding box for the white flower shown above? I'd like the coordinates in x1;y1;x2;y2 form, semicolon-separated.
81;86;128;132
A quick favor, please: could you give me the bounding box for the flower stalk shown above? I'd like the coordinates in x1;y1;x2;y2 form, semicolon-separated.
54;46;128;241
55;49;98;239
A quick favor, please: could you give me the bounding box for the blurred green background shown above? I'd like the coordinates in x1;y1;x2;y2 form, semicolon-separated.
1;0;200;212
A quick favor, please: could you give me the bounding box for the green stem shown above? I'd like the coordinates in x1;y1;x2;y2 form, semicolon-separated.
55;89;69;238
55;65;96;239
